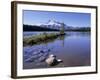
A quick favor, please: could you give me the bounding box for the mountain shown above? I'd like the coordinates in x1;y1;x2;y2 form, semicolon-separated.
45;20;62;26
23;20;90;31
23;20;65;31
40;20;64;30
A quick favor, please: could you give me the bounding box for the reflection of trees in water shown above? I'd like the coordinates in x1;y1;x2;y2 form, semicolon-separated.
57;32;90;47
43;38;57;44
58;35;65;47
76;32;90;36
66;32;90;36
43;35;66;47
32;32;90;47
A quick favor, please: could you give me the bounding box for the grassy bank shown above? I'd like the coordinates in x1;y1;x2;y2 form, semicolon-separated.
23;32;65;46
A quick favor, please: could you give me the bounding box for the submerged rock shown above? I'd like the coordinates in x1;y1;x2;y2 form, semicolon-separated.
25;48;51;63
24;48;63;66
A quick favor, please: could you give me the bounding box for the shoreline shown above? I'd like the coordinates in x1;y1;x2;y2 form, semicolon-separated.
23;32;65;46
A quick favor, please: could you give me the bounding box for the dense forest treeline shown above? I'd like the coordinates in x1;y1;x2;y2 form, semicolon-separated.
23;25;58;31
23;24;90;31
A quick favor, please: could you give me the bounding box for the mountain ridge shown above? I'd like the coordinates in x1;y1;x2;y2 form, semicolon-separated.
23;20;90;31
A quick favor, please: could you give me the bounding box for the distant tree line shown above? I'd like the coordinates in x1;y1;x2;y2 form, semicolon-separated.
23;24;90;32
23;24;58;31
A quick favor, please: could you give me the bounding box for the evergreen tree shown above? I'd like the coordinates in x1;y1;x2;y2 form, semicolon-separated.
60;23;65;35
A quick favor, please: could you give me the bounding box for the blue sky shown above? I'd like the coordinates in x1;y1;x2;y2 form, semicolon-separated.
23;10;91;27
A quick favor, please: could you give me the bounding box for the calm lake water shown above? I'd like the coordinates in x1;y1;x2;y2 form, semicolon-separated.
23;32;91;69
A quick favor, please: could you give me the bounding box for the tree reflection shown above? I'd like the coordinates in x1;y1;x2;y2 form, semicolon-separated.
59;35;65;47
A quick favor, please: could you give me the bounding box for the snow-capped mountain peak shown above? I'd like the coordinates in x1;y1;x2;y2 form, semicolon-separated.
39;20;66;30
45;20;63;26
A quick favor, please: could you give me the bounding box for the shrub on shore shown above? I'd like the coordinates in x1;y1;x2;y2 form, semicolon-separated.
23;32;65;46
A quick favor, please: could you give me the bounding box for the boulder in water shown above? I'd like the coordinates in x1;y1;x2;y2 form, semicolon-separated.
45;54;63;66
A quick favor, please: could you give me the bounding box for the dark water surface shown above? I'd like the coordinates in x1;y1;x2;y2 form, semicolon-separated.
23;32;91;69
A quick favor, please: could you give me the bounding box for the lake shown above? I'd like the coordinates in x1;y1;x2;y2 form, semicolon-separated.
23;31;91;69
